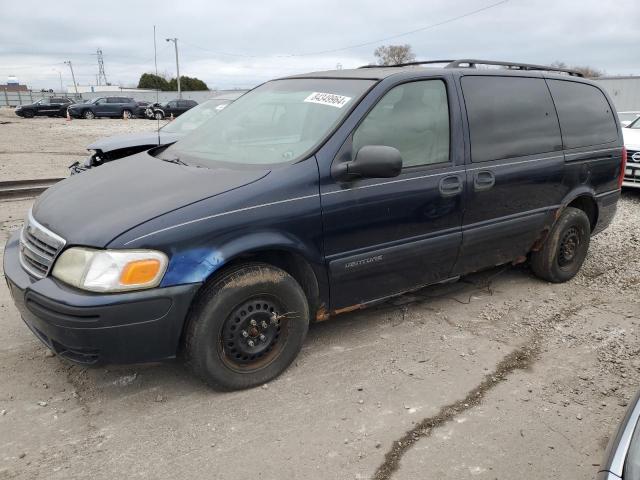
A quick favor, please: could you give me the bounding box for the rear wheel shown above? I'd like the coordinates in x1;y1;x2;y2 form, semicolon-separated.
530;207;591;283
184;263;309;390
83;110;95;120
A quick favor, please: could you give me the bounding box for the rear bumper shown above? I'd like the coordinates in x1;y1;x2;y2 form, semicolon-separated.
593;189;620;235
3;231;201;365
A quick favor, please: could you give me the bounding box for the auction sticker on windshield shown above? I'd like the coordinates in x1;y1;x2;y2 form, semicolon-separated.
304;92;352;108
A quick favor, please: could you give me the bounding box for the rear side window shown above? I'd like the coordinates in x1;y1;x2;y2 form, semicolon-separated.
353;80;450;168
461;76;562;162
546;80;618;149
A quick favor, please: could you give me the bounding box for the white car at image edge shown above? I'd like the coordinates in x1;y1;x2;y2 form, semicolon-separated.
623;117;640;189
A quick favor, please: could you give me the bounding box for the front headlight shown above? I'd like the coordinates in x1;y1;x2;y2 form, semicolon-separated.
52;247;168;292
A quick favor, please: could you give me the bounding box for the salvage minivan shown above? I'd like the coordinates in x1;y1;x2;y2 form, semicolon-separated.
4;60;626;390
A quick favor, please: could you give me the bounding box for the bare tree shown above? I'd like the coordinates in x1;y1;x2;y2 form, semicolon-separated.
374;44;416;66
551;60;604;78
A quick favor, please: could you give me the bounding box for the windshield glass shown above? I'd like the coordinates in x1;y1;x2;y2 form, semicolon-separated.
620;112;640;123
162;99;236;134
164;78;374;166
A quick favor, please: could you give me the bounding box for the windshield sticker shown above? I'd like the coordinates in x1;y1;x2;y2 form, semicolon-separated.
304;92;352;108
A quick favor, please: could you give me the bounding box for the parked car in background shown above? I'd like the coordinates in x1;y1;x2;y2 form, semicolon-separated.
14;97;73;118
598;391;640;479
145;99;198;120
623;117;640;188
69;92;247;174
619;111;640;127
134;101;151;118
67;97;139;119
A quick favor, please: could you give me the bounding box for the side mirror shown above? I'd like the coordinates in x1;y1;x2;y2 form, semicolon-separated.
334;145;402;181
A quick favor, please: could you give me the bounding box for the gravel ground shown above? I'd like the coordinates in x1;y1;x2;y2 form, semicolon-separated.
0;107;164;180
0;115;639;479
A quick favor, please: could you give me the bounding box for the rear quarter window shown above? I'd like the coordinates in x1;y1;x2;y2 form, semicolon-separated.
461;76;562;162
546;79;618;149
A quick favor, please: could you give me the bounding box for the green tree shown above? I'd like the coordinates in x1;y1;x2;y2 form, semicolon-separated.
137;73;170;90
168;76;209;91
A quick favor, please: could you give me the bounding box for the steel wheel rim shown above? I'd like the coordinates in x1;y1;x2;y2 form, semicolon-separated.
218;296;289;372
558;226;581;268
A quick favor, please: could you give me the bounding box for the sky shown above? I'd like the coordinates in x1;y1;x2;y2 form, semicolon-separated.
0;0;638;91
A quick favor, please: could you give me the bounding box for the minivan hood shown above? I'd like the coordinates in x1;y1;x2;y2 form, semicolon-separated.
33;152;269;247
87;131;181;152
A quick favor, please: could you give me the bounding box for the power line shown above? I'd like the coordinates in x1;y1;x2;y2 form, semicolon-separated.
181;0;510;59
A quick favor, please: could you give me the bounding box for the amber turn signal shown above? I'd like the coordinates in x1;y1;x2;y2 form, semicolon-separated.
120;259;162;285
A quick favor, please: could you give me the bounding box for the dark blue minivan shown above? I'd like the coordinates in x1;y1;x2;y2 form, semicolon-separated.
3;60;626;390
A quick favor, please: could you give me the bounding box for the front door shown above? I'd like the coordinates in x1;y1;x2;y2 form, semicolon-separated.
321;78;465;310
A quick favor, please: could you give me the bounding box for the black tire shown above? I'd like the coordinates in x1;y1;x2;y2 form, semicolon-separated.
184;263;309;390
22;109;34;118
530;207;591;283
122;109;132;119
154;111;164;121
83;109;95;120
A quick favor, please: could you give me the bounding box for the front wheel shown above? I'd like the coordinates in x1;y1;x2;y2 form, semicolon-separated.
122;109;132;119
83;110;95;120
184;263;309;390
530;207;591;283
154;111;164;121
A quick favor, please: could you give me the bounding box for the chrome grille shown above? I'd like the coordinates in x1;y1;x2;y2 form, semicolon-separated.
19;211;66;279
625;150;640;184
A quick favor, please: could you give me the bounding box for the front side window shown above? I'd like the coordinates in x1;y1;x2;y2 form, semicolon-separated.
547;80;618;148
352;80;450;168
165;78;374;166
461;76;562;163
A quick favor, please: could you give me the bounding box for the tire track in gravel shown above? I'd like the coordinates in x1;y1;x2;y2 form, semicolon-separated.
372;293;593;480
372;339;541;480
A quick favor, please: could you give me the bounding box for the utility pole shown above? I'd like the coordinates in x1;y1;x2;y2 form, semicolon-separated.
64;61;79;96
165;37;181;99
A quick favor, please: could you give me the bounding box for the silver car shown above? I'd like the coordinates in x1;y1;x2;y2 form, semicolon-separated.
598;391;640;479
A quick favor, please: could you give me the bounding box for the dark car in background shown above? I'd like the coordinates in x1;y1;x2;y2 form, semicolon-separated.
14;97;73;118
145;99;198;120
67;97;139;119
134;101;151;118
5;60;624;390
69;92;247;174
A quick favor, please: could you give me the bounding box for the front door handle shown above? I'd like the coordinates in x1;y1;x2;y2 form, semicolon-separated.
473;170;495;191
439;175;463;197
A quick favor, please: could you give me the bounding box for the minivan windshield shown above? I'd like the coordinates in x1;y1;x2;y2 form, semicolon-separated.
162;99;237;135
163;78;374;166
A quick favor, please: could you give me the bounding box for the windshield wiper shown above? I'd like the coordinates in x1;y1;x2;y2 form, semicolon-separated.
160;156;190;167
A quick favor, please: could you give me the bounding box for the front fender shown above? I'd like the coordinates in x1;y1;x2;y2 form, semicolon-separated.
160;230;321;287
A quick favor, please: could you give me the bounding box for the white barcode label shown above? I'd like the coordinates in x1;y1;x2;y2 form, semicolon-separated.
304;92;351;108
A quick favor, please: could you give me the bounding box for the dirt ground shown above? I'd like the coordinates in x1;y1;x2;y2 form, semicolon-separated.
0;107;163;180
0;113;639;480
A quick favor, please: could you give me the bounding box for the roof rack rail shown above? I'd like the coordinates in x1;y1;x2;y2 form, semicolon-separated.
445;59;583;77
358;58;584;77
359;60;455;69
